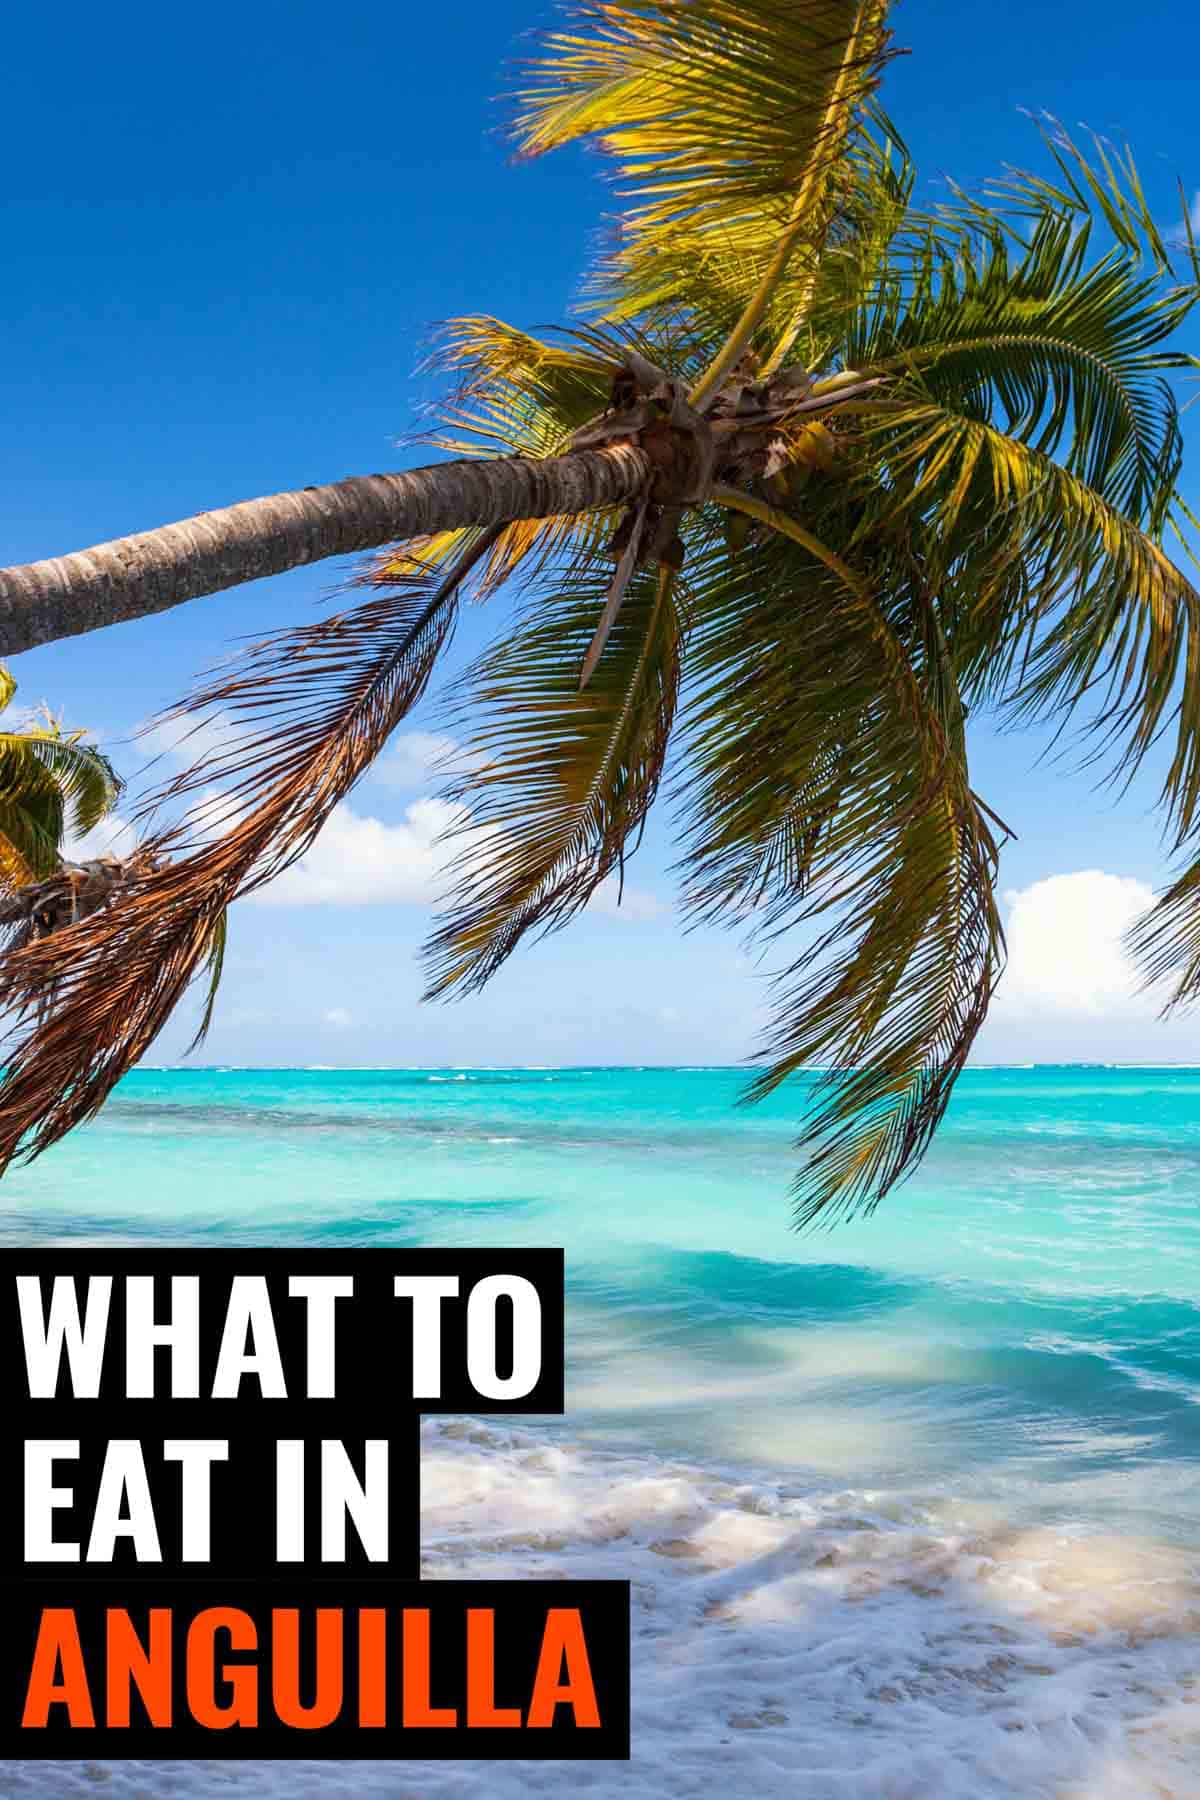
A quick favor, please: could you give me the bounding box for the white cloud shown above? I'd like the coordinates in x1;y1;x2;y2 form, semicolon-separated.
60;737;669;928
588;875;669;922
246;797;466;907
236;793;670;920
324;1007;354;1029
373;731;461;790
992;869;1160;1020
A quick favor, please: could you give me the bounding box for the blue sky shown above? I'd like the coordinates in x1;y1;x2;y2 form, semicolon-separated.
3;0;1200;1066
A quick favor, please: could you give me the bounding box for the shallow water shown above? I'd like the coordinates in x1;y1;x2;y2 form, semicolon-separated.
4;1065;1200;1797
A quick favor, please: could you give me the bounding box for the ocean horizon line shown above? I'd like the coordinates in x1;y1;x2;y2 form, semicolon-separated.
128;1059;1200;1073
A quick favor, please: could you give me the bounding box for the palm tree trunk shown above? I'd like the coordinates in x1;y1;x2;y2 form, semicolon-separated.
0;445;651;657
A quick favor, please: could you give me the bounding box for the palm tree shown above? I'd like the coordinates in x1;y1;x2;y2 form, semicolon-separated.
0;665;121;891
0;667;227;1050
0;664;143;979
0;0;1198;1223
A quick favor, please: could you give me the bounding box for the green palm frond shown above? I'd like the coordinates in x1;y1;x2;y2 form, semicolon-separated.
424;561;682;996
845;401;1200;837
188;907;228;1052
1124;497;1200;1010
986;116;1177;277
0;692;122;884
431;317;615;459
589;114;915;402
512;0;892;240
0;729;123;837
513;0;896;395
0;790;63;889
772;115;915;368
1127;858;1200;1009
430;313;740;454
840;168;1194;527
676;528;1003;1223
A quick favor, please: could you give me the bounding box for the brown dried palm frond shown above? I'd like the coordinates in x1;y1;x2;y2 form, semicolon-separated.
0;532;494;1167
0;852;159;954
0;849;231;1053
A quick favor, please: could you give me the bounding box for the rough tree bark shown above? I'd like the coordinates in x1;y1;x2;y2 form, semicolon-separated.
0;445;652;658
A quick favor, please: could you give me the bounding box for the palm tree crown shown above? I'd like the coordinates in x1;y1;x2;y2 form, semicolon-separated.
0;0;1198;1223
0;666;120;889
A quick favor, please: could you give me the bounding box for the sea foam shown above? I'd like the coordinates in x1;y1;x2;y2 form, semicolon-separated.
8;1418;1200;1799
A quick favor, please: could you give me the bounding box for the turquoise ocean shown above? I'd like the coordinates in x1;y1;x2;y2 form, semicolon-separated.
5;1064;1200;1799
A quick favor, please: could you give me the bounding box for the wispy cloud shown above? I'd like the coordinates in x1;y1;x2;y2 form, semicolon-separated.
371;731;461;790
138;709;252;773
63;815;140;863
588;876;669;923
